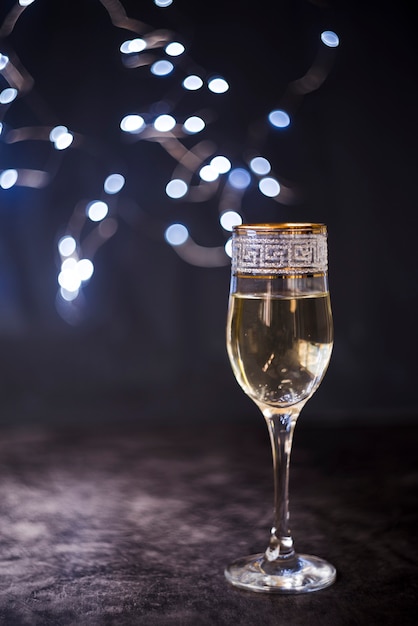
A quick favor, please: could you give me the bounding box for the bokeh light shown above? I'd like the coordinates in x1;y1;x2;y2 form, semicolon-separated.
120;114;145;133
87;201;109;222
199;165;219;182
120;38;146;54
183;75;203;90
268;109;291;128
220;211;242;231
228;168;251;189
77;258;94;281
208;77;229;93
183;116;205;134
259;177;280;197
0;88;18;104
321;30;340;47
250;156;271;175
154;114;176;131
165;42;185;56
224;238;233;257
165;223;189;245
210;156;231;174
166;179;188;198
104;174;125;194
0;53;9;70
151;60;174;76
54;131;73;150
58;236;77;257
0;169;18;189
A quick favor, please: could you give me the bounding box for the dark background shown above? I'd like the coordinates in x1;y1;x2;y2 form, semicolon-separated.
0;0;417;428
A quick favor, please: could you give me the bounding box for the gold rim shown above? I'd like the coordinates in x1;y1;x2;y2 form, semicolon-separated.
233;223;327;235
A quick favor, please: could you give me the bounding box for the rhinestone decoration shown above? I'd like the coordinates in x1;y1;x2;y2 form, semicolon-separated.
232;233;328;275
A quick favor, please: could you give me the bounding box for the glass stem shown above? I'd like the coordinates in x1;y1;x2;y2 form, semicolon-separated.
263;408;300;562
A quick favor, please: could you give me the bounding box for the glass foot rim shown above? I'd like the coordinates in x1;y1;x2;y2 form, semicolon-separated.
225;552;336;594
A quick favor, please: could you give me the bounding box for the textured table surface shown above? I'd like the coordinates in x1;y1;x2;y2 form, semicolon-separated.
0;415;416;625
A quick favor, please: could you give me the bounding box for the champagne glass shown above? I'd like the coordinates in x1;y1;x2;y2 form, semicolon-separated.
225;222;336;593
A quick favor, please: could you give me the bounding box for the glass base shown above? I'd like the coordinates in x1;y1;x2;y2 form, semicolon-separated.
225;553;336;594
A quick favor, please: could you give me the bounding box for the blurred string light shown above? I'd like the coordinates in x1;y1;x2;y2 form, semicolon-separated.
321;31;340;47
268;110;291;128
0;0;340;322
150;59;174;76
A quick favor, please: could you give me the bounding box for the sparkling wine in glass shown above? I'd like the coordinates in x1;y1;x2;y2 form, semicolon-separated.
225;222;336;593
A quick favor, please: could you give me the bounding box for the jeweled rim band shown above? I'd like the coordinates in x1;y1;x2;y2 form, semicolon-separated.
231;224;328;275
